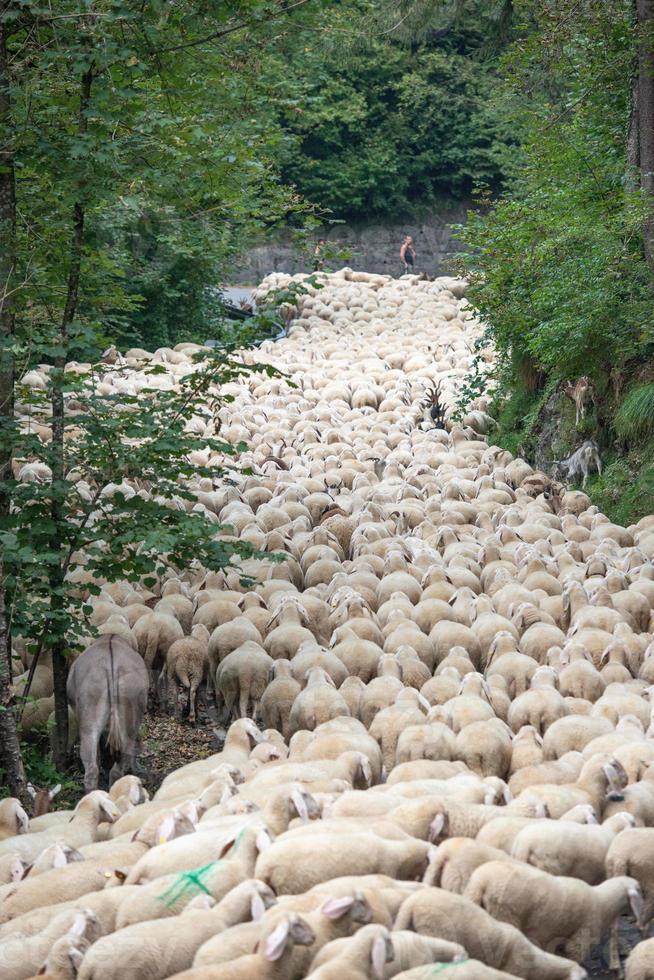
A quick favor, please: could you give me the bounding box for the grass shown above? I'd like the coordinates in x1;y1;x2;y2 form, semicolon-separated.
585;443;654;527
614;383;654;441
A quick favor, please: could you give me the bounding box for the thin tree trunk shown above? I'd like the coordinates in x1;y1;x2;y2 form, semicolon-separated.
637;0;654;269
49;65;93;770
627;78;640;190
0;11;27;800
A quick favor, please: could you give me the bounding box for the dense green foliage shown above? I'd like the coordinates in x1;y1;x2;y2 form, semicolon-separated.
458;1;654;388
4;0;318;355
273;1;515;219
5;352;274;656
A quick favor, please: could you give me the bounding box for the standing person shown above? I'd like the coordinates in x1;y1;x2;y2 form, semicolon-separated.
313;237;326;271
399;234;416;274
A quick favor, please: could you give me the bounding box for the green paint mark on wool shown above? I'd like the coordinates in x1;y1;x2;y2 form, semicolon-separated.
157;861;218;907
429;962;470;974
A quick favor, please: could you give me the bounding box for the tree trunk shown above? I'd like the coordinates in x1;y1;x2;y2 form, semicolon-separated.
0;12;27;800
49;65;93;770
637;0;654;269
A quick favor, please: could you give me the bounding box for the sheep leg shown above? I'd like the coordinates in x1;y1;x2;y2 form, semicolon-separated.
173;679;182;722
238;688;249;720
188;682;198;725
159;668;168;713
217;693;231;727
608;923;622;976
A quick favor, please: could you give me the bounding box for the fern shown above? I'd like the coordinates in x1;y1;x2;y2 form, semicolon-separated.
615;384;654;440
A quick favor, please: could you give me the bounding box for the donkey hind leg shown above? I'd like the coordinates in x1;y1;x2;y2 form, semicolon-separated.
110;696;145;783
80;725;102;792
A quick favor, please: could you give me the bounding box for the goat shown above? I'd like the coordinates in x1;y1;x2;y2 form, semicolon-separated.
27;783;62;817
420;382;447;429
564;376;593;425
553;439;602;488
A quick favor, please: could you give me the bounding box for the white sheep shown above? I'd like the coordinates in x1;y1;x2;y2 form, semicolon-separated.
465;860;644;964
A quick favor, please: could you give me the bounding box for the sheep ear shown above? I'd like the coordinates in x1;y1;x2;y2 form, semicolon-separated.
371;933;392;979
15;804;29;834
251;890;267;921
291;789;309;822
503;784;513;804
100;797;119;822
69;946;86;971
321;895;354;920
603;762;625;797
220;785;233;804
10;858;25;882
264;920;290;961
256;828;273;852
68;911;88;938
27;783;37;799
157;814;176;843
49;784;62;800
429;813;446;842
52;844;68;869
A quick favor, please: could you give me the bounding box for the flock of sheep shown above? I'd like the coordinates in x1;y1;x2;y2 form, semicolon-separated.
4;268;654;980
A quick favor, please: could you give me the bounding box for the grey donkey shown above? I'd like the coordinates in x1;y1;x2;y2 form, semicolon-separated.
553;439;602;488
67;634;148;791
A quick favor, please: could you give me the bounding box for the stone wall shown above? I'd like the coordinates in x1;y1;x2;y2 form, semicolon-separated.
235;204;469;284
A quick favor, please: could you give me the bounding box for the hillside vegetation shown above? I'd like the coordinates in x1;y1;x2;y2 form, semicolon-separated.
453;0;654;524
